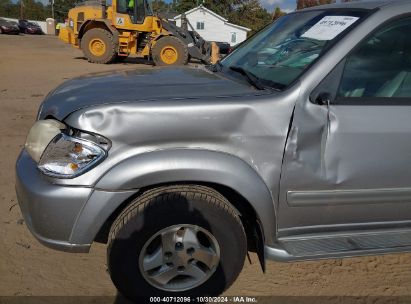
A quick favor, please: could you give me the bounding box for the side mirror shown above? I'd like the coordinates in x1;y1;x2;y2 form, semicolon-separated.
313;92;332;106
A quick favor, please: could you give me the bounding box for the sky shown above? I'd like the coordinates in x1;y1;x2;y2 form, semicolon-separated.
259;0;296;12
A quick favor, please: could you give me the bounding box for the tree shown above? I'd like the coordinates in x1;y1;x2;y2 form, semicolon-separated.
51;0;79;22
272;6;285;21
23;0;48;20
0;0;19;18
297;0;332;10
203;0;244;17
152;0;170;13
228;0;272;35
175;0;196;13
0;0;49;20
174;0;244;18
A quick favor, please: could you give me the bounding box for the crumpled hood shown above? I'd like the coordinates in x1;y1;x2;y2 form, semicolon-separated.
38;66;259;120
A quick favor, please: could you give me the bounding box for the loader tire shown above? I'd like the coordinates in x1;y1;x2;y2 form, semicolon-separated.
152;36;189;66
81;28;117;64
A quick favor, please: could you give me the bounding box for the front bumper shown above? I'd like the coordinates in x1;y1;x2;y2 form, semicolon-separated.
16;150;138;253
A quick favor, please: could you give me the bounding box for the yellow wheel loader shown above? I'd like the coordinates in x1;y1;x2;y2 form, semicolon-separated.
59;0;216;65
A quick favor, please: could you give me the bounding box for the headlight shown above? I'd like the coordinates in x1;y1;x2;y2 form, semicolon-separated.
38;133;106;178
25;119;107;178
25;119;66;162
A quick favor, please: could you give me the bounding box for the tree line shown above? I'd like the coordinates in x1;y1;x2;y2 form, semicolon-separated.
0;0;78;21
0;0;345;31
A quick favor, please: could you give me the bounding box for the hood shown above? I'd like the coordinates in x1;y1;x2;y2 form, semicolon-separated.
39;66;260;120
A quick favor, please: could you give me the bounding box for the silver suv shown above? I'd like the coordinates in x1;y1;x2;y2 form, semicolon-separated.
16;0;411;300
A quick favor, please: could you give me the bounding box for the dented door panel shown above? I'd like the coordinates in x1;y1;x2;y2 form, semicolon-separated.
279;101;411;234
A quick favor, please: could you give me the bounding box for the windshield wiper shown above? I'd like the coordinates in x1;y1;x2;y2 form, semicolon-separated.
229;66;265;90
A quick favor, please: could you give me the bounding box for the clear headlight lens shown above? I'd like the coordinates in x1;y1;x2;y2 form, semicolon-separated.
38;133;106;178
25;119;66;163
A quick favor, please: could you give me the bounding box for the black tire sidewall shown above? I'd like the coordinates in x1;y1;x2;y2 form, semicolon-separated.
81;28;116;64
108;192;246;300
152;36;188;66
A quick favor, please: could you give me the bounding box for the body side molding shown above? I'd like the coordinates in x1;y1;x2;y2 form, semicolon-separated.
287;188;411;207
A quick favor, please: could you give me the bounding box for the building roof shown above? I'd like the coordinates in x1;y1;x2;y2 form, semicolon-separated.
174;5;251;32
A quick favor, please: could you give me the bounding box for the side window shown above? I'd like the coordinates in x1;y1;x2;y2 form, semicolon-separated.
117;0;146;23
136;0;145;23
231;32;237;44
117;0;128;14
338;18;411;99
196;22;204;30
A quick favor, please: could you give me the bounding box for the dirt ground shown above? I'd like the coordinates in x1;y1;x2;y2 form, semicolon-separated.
1;35;411;302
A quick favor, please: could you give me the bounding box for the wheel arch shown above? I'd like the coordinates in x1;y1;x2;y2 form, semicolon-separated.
90;150;276;270
95;181;267;270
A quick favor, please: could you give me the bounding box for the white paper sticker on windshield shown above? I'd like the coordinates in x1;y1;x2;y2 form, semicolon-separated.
301;16;359;41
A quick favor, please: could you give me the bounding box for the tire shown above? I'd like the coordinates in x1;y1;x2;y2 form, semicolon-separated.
115;55;128;63
108;185;246;301
81;28;117;64
151;36;189;66
0;28;3;34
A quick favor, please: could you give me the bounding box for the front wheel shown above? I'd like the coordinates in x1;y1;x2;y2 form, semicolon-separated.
81;28;117;64
107;185;246;301
151;36;189;66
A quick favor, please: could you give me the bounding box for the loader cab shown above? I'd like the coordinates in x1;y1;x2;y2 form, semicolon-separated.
116;0;152;24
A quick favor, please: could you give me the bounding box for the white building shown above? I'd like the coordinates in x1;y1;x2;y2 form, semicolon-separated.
174;5;251;46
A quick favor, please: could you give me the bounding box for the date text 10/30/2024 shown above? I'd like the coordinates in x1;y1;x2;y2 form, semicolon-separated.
149;296;258;303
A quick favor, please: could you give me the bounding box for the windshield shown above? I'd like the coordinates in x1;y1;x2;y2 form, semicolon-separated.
221;9;369;90
145;0;153;15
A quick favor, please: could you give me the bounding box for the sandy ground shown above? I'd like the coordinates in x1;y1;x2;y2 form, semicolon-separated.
1;35;411;302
